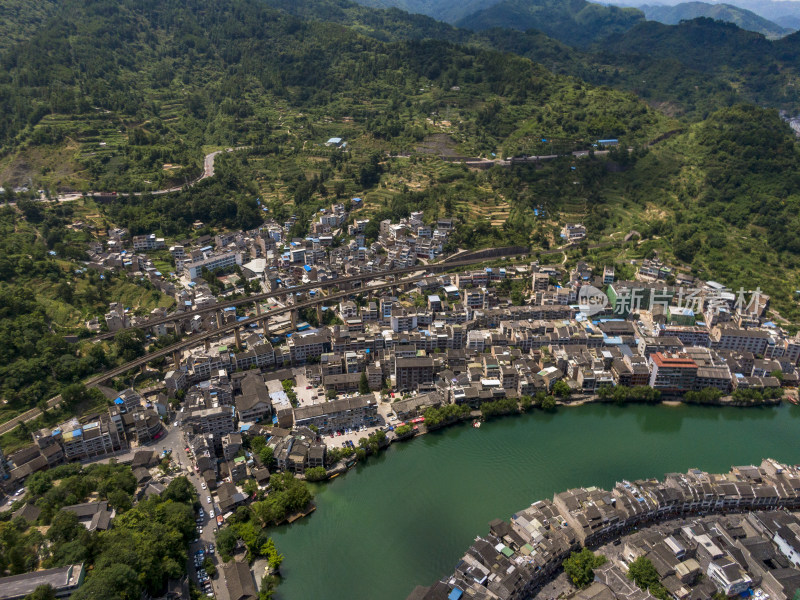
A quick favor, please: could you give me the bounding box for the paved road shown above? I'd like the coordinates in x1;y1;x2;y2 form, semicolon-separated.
161;424;230;600
454;148;612;168
0;256;522;437
0;396;63;436
51;147;248;202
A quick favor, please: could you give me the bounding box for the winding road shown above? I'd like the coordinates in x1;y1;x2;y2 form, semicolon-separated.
53;146;248;202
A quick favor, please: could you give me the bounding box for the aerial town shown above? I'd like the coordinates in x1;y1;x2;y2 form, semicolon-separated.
409;458;800;600
0;200;798;600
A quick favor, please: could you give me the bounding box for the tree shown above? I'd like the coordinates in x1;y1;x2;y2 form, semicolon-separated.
552;380;571;398
216;527;238;562
60;383;99;410
114;329;145;362
24;585;57;600
71;563;141;600
162;476;196;504
395;424;413;437
358;371;370;395
258;446;274;468
541;396;557;411
108;489;132;512
305;467;327;482
203;556;216;577
260;538;284;572
627;557;670;600
563;548;607;588
243;479;259;498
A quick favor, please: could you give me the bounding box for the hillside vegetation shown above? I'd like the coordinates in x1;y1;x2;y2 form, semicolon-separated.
0;0;800;409
456;0;645;45
0;0;59;53
640;2;793;38
613;0;800;29
352;0;504;24
0;0;670;194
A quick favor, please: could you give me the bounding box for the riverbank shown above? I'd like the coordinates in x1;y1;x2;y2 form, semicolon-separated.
408;456;800;600
317;392;788;480
270;402;800;600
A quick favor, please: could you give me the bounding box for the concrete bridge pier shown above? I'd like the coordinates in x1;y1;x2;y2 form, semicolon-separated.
204;338;210;352
290;309;297;330
261;317;270;336
316;304;323;325
216;311;223;329
173;350;181;366
234;326;242;350
255;302;261;316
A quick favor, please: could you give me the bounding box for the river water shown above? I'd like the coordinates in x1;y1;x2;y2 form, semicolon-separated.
270;402;800;600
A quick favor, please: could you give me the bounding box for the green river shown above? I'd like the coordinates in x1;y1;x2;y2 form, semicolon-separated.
271;402;800;600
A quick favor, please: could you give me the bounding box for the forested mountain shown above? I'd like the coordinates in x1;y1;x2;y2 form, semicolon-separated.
0;0;800;413
456;0;645;45
0;0;672;193
610;0;800;29
0;0;59;53
587;18;800;114
640;2;793;37
352;0;504;23
593;105;800;312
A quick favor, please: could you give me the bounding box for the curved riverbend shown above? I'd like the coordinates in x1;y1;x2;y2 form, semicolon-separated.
271;402;800;600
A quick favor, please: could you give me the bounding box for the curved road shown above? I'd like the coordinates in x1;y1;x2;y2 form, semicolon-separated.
53;147;248;202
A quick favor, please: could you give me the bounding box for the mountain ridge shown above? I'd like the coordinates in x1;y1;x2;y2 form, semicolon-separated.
455;0;645;45
605;0;800;28
640;1;794;37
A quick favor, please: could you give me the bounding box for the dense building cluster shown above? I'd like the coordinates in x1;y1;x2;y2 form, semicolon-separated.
408;459;800;600
3;388;165;486
7;211;800;493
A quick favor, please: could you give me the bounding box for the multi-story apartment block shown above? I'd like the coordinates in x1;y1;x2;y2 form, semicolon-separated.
394;356;435;391
293;395;378;433
52;418;125;461
182;250;241;280
660;325;710;348
184;406;236;440
648;352;698;396
132;233;165;252
712;327;772;356
464;289;485;309
288;333;325;364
